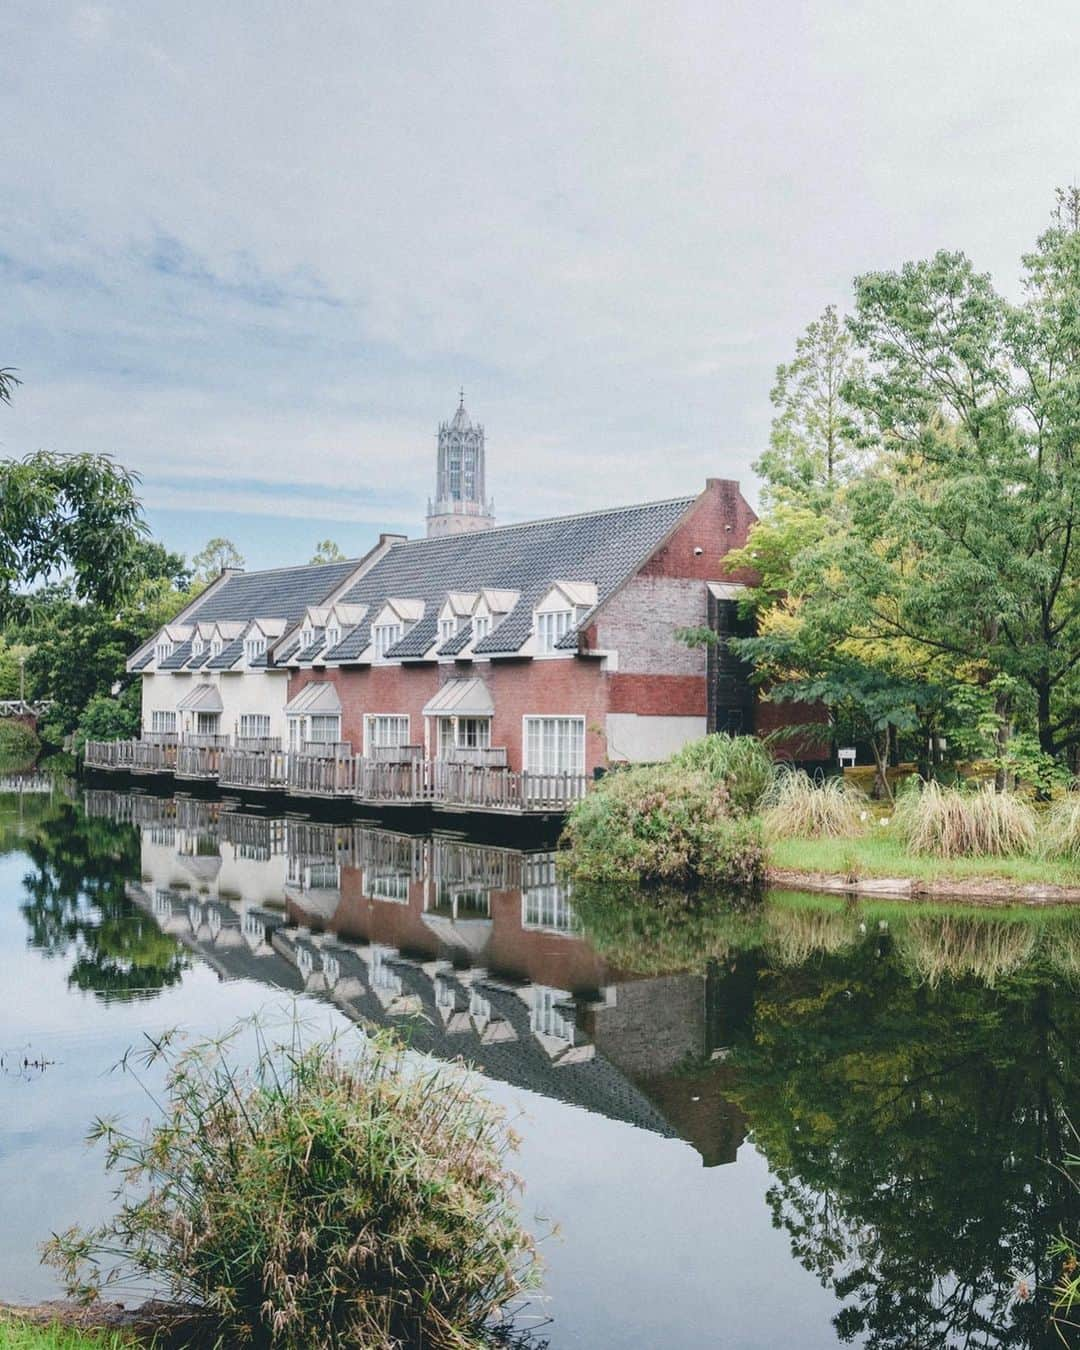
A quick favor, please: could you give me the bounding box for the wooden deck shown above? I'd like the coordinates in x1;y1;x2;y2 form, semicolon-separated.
83;740;588;816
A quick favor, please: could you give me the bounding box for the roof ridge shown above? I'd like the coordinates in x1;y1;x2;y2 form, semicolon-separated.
388;493;698;551
217;557;367;581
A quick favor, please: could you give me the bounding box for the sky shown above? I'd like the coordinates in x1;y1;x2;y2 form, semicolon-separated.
3;1;1080;570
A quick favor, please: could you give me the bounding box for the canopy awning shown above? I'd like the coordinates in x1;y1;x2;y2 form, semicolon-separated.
284;681;342;716
422;678;495;719
176;683;224;713
707;581;750;601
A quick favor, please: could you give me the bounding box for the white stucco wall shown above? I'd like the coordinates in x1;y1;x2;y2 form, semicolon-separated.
605;713;707;763
141;669;292;742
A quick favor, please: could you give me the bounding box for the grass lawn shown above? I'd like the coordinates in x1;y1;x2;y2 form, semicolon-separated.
0;1323;139;1349
768;830;1080;887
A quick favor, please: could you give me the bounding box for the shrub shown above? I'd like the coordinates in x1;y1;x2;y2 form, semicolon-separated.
893;779;1036;858
760;769;867;840
561;762;766;890
1039;792;1080;862
0;718;40;767
44;1022;539;1350
670;734;775;816
73;690;140;754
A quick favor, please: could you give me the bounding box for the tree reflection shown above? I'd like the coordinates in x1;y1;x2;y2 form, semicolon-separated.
14;798;187;1000
720;919;1080;1349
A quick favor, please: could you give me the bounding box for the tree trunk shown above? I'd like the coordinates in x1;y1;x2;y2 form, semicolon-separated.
871;726;894;803
1036;674;1054;757
994;693;1011;793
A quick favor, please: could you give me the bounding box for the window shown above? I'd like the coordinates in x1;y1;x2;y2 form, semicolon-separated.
155;640;174;663
239;714;271;740
530;986;576;1043
195;711;220;736
438;717;491;756
308;714;341;744
524;717;585;775
210;638;223;657
325;626;340;650
473;615;491;642
536;610;573;653
191;637;205;657
373;623;402;658
244;637;265;663
439;618;456;644
299;627;314;650
365;715;410;753
151;710;177;735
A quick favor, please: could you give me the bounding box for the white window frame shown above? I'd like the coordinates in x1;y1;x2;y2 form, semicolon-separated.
364;714;410;754
195;710;221;736
325;625;340;650
299;627;315;650
191;637;205;657
373;623;403;659
150;710;177;735
535;609;573;654
307;714;342;745
244;636;265;663
239;713;271;740
523;716;586;775
439;618;456;644
209;638;223;657
155;640;174;663
472;614;491;642
437;716;492;756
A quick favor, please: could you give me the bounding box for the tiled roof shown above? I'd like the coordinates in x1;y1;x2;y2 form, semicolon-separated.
437;622;473;657
184;559;360;626
207;637;244;670
322;495;695;662
187;648;212;669
295;631;326;662
131;649;154;671
159;640;193;670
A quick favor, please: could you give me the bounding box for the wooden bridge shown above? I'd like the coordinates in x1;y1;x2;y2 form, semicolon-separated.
82;739;588;817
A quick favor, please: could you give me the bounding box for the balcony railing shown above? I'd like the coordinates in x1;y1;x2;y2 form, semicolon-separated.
184;733;232;749
83;738;588;814
236;735;282;752
366;742;423;763
439;744;509;767
300;740;352;758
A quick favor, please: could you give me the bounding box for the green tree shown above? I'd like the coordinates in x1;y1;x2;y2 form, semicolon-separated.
191;536;245;582
0;451;147;623
310;538;346;564
754;304;863;509
0;366;21;406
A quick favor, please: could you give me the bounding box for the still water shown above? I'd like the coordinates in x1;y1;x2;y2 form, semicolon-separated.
2;777;1079;1348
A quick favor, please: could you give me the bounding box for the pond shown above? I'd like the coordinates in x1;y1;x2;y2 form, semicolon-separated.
2;777;1079;1348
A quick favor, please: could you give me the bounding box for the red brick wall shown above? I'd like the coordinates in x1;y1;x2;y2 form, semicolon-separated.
288;657;610;773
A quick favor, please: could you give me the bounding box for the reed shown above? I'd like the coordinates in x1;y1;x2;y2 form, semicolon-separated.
895;914;1038;988
763;902;861;967
1039;792;1080;862
892;780;1036;859
44;1018;539;1350
760;770;868;841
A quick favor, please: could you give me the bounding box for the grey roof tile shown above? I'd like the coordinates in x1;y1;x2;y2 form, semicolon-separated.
131;649;154;671
187;648;212;669
178;559;360;628
388;614;438;659
295;631;326;662
207;637;244;670
159;640;193;670
327;495;696;660
437;621;473;656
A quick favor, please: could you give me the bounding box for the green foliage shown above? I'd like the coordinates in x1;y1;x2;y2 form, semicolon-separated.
0;365;22;406
44;1022;539;1350
0;636;32;699
755;303;864;510
761;769;868;840
669;733;775;815
191;537;244;583
0;718;40;768
309;538;346;564
561;762;766;889
73;690;140;753
0;1322;139;1348
893;780;1037;859
0;452;146;624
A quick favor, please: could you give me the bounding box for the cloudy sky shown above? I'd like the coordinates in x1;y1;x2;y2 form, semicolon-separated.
3;2;1079;569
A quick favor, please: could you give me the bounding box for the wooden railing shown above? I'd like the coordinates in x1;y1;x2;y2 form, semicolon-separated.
185;733;231;749
367;743;423;763
236;735;281;752
440;745;509;767
83;739;588;814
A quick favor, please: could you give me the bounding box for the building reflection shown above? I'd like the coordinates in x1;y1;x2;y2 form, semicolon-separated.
84;789;747;1165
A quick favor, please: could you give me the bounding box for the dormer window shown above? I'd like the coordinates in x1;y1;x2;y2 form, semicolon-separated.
245;636;265;663
191;637;205;657
374;623;402;658
300;627;314;650
210;638;223;658
473;615;491;642
325;626;340;650
155;640;174;664
536;610;573;653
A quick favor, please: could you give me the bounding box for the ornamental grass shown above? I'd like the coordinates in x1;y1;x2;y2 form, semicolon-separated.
670;733;775;816
763;902;861;967
43;1019;539;1350
895;914;1039;989
760;770;868;841
1039;792;1080;863
893;780;1037;859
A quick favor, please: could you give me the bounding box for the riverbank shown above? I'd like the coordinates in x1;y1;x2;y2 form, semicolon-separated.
0;1300;187;1347
768;833;1080;904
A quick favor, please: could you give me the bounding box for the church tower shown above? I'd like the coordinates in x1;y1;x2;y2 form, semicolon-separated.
426;391;495;538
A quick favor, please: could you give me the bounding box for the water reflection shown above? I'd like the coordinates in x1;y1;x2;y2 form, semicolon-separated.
9;784;1080;1347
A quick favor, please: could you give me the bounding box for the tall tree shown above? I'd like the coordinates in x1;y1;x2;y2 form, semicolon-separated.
754;304;863;509
0;367;21;406
191;536;245;582
309;538;346;564
0;451;147;623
